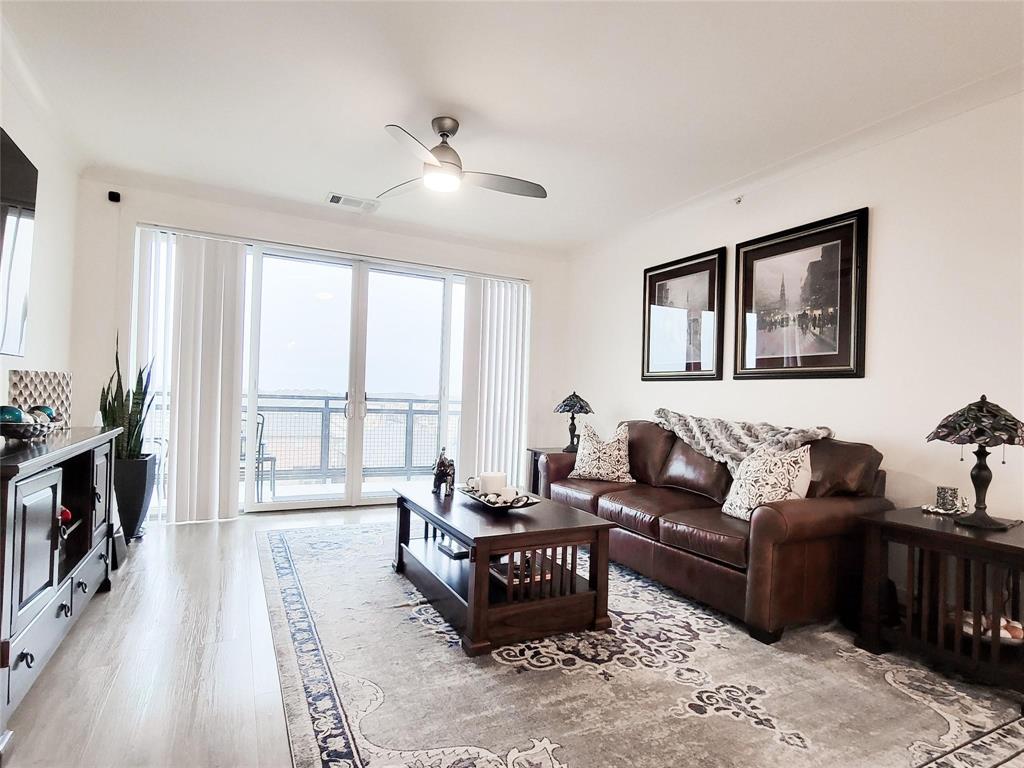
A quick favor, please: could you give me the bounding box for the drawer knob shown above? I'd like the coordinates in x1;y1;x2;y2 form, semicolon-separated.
76;580;89;595
58;602;71;618
18;650;35;669
98;553;109;563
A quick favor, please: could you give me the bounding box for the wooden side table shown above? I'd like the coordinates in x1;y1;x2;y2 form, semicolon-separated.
525;447;571;495
859;507;1024;694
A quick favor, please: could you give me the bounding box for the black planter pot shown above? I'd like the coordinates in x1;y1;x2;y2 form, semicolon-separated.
114;454;156;541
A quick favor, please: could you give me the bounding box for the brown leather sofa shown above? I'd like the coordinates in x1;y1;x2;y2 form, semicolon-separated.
538;420;893;643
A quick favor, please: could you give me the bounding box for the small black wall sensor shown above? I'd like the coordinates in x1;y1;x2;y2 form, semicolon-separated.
107;190;121;203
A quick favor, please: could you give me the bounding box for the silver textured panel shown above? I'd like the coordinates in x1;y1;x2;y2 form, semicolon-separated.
7;369;72;425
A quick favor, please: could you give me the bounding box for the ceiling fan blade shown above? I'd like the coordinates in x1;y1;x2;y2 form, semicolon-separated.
463;171;547;199
385;124;440;167
377;178;422;200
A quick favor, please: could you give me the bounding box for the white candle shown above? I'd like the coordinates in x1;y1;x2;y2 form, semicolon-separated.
478;472;507;494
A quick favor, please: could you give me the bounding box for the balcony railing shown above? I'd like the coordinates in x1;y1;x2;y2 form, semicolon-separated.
251;394;461;483
145;393;461;504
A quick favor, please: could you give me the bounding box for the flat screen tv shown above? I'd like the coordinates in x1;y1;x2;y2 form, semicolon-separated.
0;128;38;357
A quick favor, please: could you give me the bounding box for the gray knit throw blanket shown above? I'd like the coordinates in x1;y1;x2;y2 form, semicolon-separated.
653;408;833;476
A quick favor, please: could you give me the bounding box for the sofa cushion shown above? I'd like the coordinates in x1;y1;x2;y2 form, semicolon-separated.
621;420;677;486
569;423;635;483
722;445;812;521
597;485;716;540
657;438;733;503
550;478;633;514
807;438;884;497
659;507;750;569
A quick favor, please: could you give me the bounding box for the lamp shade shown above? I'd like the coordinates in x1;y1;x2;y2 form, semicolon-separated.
926;394;1024;447
554;392;593;415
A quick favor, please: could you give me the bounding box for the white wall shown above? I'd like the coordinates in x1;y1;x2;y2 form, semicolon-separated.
0;59;82;407
564;95;1024;516
69;174;571;452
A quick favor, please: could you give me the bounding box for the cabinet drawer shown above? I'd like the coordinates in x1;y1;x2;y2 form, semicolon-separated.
8;582;74;710
71;542;109;614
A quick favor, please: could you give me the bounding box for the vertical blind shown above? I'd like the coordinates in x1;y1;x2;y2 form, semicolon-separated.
134;229;176;518
460;277;531;486
135;228;247;522
166;234;246;522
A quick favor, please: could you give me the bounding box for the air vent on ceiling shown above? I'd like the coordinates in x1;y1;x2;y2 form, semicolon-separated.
325;192;379;214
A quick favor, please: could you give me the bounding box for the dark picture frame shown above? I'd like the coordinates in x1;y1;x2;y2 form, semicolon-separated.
733;208;868;379
642;247;727;381
0;129;39;357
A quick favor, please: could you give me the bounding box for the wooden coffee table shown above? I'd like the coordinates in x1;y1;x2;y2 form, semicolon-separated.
393;484;615;656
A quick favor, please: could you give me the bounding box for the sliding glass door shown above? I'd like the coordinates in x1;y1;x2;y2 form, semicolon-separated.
359;268;465;499
246;251;354;507
245;250;463;510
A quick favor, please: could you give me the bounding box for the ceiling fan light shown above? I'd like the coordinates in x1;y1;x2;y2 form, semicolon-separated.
423;166;461;192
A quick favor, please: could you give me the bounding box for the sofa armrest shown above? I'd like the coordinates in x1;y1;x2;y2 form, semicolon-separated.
538;452;576;498
745;495;894;636
872;469;887;498
750;496;894;546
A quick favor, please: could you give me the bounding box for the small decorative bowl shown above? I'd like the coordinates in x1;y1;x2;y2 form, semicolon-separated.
458;486;540;513
1;420;61;441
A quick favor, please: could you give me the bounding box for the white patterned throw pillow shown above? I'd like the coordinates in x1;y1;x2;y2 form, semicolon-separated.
568;423;635;483
721;445;812;521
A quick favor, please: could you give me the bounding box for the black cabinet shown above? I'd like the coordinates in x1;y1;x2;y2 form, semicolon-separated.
0;427;121;760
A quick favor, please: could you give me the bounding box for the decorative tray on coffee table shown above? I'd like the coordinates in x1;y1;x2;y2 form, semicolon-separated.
457;486;540;513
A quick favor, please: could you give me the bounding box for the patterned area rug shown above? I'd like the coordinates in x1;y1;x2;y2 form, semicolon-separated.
257;523;1024;768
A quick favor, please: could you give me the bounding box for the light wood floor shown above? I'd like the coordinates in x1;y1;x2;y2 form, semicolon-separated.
6;507;393;768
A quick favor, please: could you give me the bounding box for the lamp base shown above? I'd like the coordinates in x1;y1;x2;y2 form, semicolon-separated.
564;413;580;453
954;511;1017;532
954;446;1021;532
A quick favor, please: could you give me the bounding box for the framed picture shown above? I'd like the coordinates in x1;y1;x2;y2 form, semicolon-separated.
734;208;868;379
642;247;726;380
0;129;38;357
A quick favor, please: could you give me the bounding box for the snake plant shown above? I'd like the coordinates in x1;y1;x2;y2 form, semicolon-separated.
99;346;154;460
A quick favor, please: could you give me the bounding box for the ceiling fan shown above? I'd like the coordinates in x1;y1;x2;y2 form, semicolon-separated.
378;116;547;200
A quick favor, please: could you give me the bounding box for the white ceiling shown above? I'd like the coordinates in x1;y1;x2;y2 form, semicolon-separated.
2;2;1021;251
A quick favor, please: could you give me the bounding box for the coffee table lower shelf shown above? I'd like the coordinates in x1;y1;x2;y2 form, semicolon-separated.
400;537;601;655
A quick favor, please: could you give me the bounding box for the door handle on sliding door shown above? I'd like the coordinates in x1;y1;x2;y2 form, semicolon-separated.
343;394;366;419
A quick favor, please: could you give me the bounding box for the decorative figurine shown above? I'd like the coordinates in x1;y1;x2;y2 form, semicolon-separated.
935;486;959;512
432;448;455;497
